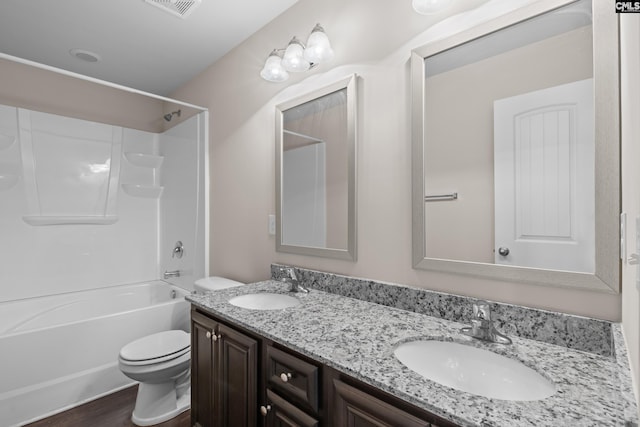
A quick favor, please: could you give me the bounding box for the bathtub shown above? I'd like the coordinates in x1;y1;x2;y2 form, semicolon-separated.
0;281;190;427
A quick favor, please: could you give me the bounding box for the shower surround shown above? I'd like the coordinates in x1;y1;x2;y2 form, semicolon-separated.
0;103;207;425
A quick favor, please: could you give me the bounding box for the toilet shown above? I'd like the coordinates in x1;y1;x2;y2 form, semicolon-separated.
118;276;243;426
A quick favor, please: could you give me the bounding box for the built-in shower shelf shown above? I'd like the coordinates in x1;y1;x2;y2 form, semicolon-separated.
121;183;164;198
22;216;119;226
0;133;15;150
0;172;19;190
124;152;164;168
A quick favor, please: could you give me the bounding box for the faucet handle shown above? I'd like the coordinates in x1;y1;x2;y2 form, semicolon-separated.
279;267;297;281
472;300;492;321
171;241;184;259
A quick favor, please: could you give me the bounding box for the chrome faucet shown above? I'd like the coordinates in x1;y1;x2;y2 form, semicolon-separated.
163;270;181;279
461;300;512;345
279;267;309;293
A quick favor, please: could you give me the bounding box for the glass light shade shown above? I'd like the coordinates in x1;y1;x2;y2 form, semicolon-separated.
281;37;310;72
260;53;289;82
412;0;451;15
303;25;334;64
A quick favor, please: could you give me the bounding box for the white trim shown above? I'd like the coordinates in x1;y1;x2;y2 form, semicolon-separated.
0;53;207;112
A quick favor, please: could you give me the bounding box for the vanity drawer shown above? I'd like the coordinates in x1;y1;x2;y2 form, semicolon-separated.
265;389;319;427
266;345;320;413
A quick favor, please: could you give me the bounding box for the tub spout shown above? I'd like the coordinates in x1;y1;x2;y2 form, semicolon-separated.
163;270;180;279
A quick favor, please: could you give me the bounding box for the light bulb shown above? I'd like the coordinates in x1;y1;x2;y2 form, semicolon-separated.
412;0;451;15
260;51;289;82
303;24;334;64
281;37;310;72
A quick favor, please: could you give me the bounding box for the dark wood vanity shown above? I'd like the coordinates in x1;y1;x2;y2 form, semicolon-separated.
190;306;459;427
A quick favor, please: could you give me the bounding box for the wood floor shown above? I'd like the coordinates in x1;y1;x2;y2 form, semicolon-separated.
24;386;191;427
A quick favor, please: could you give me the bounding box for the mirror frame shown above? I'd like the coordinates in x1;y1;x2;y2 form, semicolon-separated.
276;74;357;260
411;0;620;292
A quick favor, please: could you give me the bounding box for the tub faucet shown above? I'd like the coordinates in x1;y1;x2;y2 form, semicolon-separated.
461;300;512;345
163;270;181;279
279;267;309;293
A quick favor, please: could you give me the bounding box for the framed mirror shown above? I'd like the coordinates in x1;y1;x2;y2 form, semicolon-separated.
276;74;357;260
411;0;620;292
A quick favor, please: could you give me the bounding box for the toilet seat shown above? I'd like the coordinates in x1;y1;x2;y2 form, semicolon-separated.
120;346;190;366
120;330;190;365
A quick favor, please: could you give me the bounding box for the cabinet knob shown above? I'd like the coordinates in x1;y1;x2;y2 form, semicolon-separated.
212;333;221;342
205;331;211;339
280;372;292;383
260;405;271;416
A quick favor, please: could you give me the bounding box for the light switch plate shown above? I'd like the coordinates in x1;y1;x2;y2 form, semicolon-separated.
268;214;276;236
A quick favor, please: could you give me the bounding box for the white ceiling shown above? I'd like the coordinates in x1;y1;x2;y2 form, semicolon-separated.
0;0;299;96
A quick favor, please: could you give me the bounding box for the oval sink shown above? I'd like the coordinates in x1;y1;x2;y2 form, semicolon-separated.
394;340;555;401
228;293;300;310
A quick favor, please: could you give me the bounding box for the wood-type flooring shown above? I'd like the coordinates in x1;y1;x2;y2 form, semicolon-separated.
24;386;191;427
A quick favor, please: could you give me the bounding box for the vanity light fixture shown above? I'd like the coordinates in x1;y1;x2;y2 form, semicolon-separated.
260;50;290;82
260;24;334;83
412;0;451;15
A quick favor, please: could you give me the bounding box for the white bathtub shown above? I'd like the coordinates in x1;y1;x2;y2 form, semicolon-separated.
0;281;190;427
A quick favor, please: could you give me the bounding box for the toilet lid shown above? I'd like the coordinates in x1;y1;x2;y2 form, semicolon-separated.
120;330;190;362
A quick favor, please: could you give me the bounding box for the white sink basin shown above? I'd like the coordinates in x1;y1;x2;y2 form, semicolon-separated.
394;340;555;401
228;293;300;310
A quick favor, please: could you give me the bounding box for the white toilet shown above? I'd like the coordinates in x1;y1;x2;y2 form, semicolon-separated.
119;330;191;426
118;276;243;426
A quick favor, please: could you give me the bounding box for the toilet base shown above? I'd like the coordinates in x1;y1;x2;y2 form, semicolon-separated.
131;382;190;426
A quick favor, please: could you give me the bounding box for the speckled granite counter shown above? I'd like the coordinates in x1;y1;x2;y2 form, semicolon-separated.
187;280;638;427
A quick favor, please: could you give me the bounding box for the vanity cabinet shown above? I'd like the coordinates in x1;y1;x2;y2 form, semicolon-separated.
332;379;431;427
262;344;321;427
191;311;215;427
191;307;459;427
265;345;320;413
263;389;319;427
191;310;258;427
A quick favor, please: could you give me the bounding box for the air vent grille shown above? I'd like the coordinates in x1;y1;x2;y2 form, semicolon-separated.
144;0;202;19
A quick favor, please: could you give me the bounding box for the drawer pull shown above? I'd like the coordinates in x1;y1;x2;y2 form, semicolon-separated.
280;372;292;382
260;405;272;416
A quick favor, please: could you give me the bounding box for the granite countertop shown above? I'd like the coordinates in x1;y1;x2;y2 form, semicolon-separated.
187;280;638;427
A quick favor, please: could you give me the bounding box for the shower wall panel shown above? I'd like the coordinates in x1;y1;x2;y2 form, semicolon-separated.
158;113;207;292
0;104;158;302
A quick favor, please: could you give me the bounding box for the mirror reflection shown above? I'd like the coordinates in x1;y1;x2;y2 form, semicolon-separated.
276;75;356;260
424;0;593;273
411;0;620;292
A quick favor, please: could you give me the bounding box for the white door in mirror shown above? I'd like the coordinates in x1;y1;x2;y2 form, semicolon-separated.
493;79;594;273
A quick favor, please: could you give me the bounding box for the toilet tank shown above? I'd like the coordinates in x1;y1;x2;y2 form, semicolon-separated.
194;276;243;293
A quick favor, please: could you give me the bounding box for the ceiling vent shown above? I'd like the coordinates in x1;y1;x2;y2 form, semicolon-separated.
144;0;202;19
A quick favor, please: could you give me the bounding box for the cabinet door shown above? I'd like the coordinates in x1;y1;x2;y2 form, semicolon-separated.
216;323;258;427
191;312;217;427
264;389;319;427
333;380;430;427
